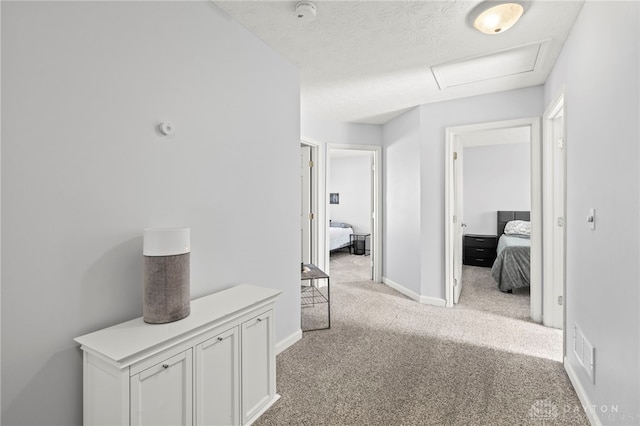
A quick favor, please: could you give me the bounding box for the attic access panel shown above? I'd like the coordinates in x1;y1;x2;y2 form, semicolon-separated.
432;41;547;90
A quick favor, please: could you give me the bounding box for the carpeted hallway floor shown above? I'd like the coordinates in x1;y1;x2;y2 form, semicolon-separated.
255;252;588;425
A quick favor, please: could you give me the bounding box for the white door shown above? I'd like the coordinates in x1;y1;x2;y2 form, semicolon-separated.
543;95;566;330
241;311;274;424
551;113;566;329
453;139;464;304
131;349;193;426
301;145;312;265
195;327;240;426
369;153;375;280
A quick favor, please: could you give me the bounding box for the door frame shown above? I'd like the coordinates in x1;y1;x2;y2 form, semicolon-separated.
327;144;382;283
301;139;321;269
452;135;464;304
300;144;313;265
542;90;566;331
445;117;542;323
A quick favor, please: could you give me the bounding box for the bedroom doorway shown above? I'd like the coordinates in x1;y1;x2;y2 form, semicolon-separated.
445;117;542;323
327;144;382;283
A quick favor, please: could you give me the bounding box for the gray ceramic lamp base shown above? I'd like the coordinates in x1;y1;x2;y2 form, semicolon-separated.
143;253;190;324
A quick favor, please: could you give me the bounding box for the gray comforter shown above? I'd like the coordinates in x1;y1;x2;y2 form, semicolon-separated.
491;235;531;292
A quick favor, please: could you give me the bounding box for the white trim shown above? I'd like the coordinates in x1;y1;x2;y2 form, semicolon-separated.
564;357;601;426
382;277;420;302
244;394;281;426
444;117;542;324
542;90;566;331
301;137;326;272
327;143;383;283
275;329;302;355
530;118;542;323
382;277;447;307
444;132;455;308
419;295;447;307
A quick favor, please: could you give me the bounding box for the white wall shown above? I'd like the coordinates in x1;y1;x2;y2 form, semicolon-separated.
382;107;422;294
463;143;530;235
544;1;639;422
329;153;372;235
301;113;382;272
417;87;544;300
1;2;300;424
382;90;542;298
301;112;382;147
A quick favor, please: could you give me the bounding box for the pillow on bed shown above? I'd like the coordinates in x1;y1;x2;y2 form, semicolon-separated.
504;220;531;236
330;222;351;228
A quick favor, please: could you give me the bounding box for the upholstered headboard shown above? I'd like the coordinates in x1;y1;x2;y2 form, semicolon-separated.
497;211;530;236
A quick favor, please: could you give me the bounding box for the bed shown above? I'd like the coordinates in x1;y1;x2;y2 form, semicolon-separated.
491;211;531;292
329;222;353;251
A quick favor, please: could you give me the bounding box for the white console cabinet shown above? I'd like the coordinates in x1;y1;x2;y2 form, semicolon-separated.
75;284;281;426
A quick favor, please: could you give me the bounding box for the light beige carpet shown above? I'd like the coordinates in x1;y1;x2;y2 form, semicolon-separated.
256;252;587;425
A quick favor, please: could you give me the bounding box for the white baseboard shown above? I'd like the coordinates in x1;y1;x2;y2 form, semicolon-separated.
382;277;420;301
276;329;302;355
564;356;601;426
245;394;280;425
419;295;446;307
381;277;446;307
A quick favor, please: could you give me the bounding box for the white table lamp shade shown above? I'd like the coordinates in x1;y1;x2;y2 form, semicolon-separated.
143;228;190;256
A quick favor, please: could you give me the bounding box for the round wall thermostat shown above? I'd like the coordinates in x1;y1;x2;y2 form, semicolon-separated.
159;121;175;136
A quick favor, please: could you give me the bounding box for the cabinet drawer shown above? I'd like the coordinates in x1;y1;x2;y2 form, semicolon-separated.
464;246;496;260
464;235;497;249
464;257;495;267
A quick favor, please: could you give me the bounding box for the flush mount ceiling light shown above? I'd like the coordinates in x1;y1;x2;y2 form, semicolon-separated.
469;1;528;34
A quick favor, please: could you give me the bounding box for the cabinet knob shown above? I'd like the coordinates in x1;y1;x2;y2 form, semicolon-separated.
257;318;263;322
217;337;224;341
162;364;169;369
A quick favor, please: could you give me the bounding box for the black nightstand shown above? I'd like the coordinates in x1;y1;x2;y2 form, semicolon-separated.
350;233;370;256
463;234;498;267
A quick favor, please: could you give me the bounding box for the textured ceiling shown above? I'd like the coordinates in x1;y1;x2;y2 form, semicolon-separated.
214;1;584;124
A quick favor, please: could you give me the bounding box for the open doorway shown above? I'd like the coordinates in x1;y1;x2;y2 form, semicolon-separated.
445;116;566;362
327;144;382;283
328;149;373;281
458;129;532;320
445;118;543;322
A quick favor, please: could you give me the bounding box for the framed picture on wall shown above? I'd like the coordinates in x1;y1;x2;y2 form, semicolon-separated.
330;193;339;204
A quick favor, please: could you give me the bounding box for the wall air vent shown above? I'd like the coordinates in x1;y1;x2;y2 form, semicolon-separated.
573;324;596;384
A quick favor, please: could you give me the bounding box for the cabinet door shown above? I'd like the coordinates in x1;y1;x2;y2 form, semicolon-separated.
195;327;240;426
131;349;193;426
241;311;274;424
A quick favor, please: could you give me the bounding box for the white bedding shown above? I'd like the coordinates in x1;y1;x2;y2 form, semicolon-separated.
329;227;353;251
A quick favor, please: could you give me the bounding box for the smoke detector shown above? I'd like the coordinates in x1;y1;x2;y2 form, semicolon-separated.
295;2;316;22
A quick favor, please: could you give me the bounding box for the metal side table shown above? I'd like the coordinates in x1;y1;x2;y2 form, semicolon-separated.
300;264;330;331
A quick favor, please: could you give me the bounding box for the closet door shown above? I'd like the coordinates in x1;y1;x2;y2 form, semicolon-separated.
130;349;193;426
195;327;240;426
